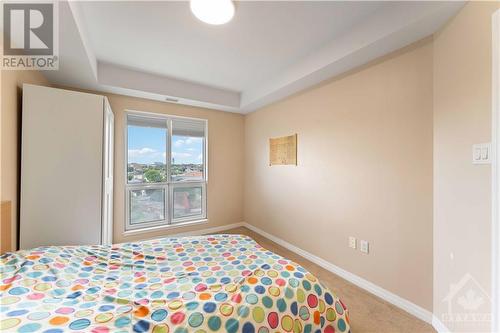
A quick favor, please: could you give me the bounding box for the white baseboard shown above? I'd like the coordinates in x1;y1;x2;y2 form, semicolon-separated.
432;315;450;333
240;222;435;325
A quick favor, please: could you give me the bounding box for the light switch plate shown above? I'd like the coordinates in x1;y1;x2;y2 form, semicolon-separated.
360;240;369;254
349;237;356;249
472;143;491;164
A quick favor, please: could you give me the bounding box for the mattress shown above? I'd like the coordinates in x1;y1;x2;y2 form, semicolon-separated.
0;234;350;333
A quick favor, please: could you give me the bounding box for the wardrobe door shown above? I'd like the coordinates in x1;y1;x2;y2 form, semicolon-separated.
20;85;104;249
102;99;114;245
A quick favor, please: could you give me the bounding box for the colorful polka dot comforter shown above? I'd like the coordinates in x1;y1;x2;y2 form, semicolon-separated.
0;234;350;333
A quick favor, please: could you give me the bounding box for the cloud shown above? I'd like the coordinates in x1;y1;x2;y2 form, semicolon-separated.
174;139;185;148
173;137;202;147
172;152;192;158
197;154;203;161
128;147;157;158
128;147;165;163
185;137;202;145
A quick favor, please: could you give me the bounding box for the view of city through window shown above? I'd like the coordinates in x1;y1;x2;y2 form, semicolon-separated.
127;125;204;183
127;121;205;226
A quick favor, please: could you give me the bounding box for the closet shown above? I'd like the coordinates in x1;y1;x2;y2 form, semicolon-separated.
20;85;114;249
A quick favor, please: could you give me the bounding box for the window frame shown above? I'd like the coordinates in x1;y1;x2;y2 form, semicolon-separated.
170;182;207;224
124;110;208;233
126;183;168;229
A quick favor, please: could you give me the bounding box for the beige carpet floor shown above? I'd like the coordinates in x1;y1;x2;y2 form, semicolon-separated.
219;227;435;333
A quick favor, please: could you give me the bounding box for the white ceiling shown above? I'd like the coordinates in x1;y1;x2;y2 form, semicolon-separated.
42;1;465;113
78;1;386;92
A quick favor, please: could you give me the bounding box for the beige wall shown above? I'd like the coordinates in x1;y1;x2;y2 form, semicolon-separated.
244;39;434;311
1;70;49;250
105;93;245;244
433;2;499;331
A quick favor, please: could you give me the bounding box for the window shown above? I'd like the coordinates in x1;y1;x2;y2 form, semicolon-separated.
126;112;207;231
171;119;205;181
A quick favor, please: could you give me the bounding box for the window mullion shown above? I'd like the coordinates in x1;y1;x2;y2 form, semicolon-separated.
166;118;172;225
165;184;169;226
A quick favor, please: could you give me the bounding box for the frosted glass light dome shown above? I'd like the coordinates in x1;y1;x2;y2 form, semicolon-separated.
190;0;235;25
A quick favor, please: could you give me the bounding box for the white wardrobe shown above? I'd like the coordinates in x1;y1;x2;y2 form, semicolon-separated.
20;84;114;249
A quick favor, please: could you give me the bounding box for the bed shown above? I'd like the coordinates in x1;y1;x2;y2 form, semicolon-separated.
0;234;350;333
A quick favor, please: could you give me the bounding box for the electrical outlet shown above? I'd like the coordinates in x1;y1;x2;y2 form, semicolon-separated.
360;240;369;254
349;237;356;249
472;143;491;164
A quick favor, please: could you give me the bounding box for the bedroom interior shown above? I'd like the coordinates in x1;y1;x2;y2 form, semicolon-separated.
1;1;499;333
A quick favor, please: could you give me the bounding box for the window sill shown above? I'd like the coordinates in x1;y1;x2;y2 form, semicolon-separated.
123;219;208;237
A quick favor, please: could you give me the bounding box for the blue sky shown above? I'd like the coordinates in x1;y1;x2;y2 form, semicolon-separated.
128;126;203;164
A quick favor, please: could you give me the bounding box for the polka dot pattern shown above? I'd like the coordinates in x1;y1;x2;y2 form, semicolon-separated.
0;234;350;332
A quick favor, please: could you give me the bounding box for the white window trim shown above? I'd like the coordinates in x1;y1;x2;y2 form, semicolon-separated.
122;219;209;237
124;110;208;233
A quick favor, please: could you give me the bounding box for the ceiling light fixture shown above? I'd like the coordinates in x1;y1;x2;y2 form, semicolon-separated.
190;0;235;25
